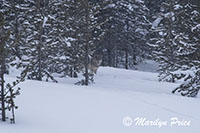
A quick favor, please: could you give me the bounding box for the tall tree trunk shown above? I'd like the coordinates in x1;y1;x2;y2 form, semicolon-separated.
114;45;118;68
38;0;42;81
84;0;89;85
70;67;73;78
108;49;112;67
125;49;128;69
38;33;42;81
125;20;129;69
0;45;6;122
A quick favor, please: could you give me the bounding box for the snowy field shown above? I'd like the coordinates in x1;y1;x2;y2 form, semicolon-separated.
1;67;200;133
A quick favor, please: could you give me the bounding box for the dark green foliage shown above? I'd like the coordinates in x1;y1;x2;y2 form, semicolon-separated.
149;0;200;97
99;0;150;68
0;12;27;123
171;1;200;97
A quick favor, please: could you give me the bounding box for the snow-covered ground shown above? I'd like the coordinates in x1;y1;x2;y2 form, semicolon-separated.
1;67;200;133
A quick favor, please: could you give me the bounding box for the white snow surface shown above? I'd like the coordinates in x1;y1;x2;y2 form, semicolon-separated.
1;67;200;133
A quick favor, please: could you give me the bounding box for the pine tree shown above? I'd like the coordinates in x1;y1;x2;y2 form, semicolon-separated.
65;0;109;85
99;0;149;69
150;0;200;97
118;0;149;69
172;1;200;97
19;0;57;82
0;12;26;123
47;0;83;78
150;0;181;82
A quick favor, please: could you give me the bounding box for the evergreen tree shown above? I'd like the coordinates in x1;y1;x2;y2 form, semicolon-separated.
0;0;28;70
20;0;57;82
150;0;200;97
172;1;200;97
99;0;149;69
0;12;26;123
150;0;180;82
65;0;109;85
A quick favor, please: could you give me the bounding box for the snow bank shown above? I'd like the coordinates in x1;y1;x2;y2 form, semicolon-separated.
1;67;200;133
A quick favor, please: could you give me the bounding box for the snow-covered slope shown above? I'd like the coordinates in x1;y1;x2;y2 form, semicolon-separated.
1;67;200;133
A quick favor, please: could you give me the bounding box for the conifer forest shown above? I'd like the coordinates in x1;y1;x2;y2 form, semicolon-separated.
0;0;200;133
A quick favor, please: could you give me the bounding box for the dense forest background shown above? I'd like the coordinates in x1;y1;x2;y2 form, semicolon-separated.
0;0;200;97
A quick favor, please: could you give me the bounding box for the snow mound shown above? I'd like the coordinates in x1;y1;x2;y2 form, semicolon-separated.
1;67;200;133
